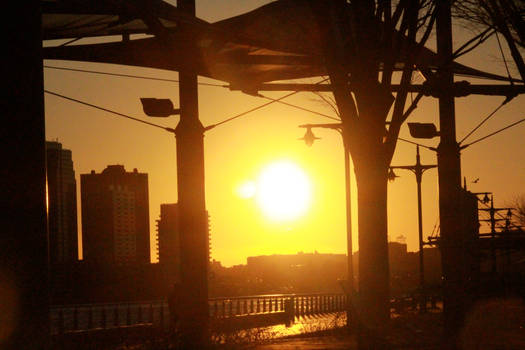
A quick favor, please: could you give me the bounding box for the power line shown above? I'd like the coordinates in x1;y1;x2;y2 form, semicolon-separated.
44;90;174;133
398;137;436;151
459;98;508;144
462;118;525;149
44;65;226;87
257;93;340;121
207;78;330;129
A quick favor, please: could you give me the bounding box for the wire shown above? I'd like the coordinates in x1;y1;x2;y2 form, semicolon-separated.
459;99;507;144
44;65;226;87
398;137;436;151
44;90;174;133
462;118;525;149
208;78;330;129
495;31;514;84
257;93;340;121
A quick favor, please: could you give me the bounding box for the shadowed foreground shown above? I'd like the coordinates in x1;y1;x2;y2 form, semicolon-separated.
246;298;525;350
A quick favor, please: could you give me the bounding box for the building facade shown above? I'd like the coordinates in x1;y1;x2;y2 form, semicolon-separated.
156;203;210;283
157;203;180;267
46;141;78;263
81;165;150;265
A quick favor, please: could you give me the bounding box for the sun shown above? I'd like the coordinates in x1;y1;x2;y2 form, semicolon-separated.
255;160;312;221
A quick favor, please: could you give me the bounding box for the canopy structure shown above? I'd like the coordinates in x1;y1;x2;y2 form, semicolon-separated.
43;0;514;91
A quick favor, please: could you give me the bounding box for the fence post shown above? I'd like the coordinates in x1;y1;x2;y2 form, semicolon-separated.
257;298;260;313
284;297;295;326
138;305;142;324
250;299;254;314
212;301;217;318
149;303;154;325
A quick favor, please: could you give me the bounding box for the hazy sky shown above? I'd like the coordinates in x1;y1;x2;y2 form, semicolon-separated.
44;1;524;266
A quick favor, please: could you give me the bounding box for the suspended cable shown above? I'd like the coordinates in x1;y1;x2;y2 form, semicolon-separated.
398;137;436;151
44;65;226;87
462;118;525;149
459;99;507;144
44;90;174;133
207;78;330;129
495;31;514;84
257;93;340;121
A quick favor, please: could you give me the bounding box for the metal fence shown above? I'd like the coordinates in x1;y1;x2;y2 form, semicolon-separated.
51;292;439;334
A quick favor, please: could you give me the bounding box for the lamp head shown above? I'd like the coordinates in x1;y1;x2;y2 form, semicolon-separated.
408;122;439;139
140;98;180;117
299;127;320;147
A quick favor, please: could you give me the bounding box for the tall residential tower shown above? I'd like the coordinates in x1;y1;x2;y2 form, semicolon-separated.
46;141;78;263
81;165;150;265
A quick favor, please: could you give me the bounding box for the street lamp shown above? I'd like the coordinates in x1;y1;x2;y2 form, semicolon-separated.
389;145;436;312
298;122;354;323
140;97;181;117
141;95;209;346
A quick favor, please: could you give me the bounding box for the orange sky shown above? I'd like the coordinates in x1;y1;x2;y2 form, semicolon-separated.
43;1;525;266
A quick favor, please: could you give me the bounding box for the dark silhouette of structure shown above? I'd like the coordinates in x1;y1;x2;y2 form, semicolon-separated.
157;203;211;277
81;165;150;266
2;3;49;348
389;145;437;311
36;1;524;349
46;141;79;263
158;203;180;269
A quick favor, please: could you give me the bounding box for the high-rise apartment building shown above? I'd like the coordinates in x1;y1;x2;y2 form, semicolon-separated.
46;141;78;263
156;203;210;282
157;203;180;268
81;165;150;265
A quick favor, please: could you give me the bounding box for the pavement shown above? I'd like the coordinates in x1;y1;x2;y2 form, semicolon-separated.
248;335;356;349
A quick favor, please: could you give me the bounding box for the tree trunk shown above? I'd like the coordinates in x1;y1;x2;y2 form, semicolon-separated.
353;150;390;347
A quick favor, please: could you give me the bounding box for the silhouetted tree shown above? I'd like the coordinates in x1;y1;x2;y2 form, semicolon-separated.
309;0;438;340
508;194;525;227
453;0;525;81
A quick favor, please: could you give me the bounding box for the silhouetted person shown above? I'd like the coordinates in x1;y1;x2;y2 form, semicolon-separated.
168;283;182;334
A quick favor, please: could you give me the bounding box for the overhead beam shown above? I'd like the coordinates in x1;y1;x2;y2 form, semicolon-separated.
230;83;525;97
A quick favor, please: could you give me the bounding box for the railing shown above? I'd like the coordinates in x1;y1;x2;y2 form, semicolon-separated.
208;293;347;322
50;300;168;335
51;292;439;334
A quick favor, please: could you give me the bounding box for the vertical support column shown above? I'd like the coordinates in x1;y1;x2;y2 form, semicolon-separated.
1;2;49;349
176;0;209;348
415;147;426;313
436;1;465;348
343;142;354;328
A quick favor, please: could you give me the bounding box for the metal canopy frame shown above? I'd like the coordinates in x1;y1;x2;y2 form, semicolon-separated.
43;0;520;92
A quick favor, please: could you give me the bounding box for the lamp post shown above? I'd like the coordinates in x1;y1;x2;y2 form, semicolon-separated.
140;93;209;348
388;145;436;312
298;122;354;324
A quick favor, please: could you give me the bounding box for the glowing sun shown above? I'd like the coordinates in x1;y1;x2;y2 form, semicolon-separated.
255;160;311;221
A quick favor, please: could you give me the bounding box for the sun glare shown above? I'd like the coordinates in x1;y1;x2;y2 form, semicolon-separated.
237;181;256;198
255;160;311;221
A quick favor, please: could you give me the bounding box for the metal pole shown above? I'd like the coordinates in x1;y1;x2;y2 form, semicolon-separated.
2;1;50;349
490;195;497;273
436;1;464;348
177;0;209;348
415;147;426;312
343;141;354;328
